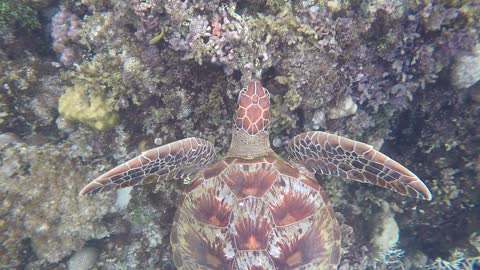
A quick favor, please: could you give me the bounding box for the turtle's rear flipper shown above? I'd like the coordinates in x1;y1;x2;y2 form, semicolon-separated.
80;137;217;195
285;131;432;200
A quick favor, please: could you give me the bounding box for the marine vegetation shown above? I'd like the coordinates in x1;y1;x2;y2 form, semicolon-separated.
0;0;40;38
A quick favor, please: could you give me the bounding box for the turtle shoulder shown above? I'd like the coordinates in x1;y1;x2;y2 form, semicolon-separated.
171;155;341;270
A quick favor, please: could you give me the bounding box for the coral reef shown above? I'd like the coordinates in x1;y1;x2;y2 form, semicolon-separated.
0;0;478;269
0;141;114;267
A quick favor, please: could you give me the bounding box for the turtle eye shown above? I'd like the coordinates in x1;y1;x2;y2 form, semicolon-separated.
238;88;247;103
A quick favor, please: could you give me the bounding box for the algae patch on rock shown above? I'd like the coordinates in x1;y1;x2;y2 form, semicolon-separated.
58;85;119;131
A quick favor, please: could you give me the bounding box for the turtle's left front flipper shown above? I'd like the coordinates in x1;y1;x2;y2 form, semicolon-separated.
286;131;432;200
80;137;216;195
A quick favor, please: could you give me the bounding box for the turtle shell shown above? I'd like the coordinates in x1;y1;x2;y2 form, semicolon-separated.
171;155;341;270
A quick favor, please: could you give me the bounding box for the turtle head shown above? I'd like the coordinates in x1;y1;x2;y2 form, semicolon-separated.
228;80;273;158
234;80;271;136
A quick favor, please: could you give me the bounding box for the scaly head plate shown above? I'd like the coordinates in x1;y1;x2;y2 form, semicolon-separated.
234;80;271;135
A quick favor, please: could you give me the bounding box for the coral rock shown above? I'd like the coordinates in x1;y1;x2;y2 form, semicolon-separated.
451;44;480;89
67;247;99;270
327;95;358;120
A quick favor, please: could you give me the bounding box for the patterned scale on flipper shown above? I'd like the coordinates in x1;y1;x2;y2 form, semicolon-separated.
171;156;341;270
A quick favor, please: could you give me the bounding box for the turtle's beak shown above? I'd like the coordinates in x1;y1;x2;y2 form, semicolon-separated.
234;80;271;135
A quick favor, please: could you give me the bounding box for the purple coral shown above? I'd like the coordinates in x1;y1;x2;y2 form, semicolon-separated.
51;6;82;66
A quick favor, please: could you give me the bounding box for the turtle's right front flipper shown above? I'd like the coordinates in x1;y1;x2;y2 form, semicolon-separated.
286;131;432;200
80;137;217;195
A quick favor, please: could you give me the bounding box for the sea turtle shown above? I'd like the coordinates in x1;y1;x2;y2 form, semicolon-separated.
80;80;432;270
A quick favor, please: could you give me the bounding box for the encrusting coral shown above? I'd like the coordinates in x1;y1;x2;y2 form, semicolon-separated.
58;84;119;131
57;54;125;130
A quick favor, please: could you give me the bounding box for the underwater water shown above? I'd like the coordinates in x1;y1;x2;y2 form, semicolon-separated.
0;0;479;269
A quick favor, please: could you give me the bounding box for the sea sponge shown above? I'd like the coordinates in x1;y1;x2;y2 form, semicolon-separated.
58;85;119;131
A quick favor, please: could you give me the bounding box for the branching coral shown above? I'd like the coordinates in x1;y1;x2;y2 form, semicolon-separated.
372;245;405;270
425;258;462;270
425;239;480;270
425;256;480;270
471;232;480;253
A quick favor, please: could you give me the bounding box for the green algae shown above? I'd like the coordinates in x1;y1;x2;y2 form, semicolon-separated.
23;0;56;8
283;88;301;111
265;0;289;13
129;207;153;226
0;0;40;36
183;38;213;65
270;95;296;131
0;50;40;127
0;52;39;92
248;10;318;47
